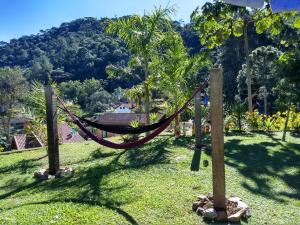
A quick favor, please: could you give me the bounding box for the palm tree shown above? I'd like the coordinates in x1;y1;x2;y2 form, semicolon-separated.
106;6;175;128
152;31;210;137
124;85;144;112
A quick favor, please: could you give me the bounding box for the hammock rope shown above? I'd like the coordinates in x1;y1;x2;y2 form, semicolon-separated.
57;84;205;149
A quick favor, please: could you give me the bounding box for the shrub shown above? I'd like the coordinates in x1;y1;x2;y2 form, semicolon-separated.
244;108;300;132
245;110;264;131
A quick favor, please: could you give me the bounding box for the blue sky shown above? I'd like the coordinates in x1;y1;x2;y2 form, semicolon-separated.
0;0;210;42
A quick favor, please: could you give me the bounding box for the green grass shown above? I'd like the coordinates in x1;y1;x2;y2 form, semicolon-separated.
0;132;299;225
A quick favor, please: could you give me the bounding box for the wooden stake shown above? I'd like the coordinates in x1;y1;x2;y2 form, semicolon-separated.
45;85;60;175
210;68;226;210
195;91;202;149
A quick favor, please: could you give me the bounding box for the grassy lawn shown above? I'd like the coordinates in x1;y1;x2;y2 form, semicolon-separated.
0;132;299;225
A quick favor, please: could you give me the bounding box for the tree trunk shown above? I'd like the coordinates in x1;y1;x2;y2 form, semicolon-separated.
195;91;202;149
264;90;267;115
244;22;253;113
238;115;242;131
2;117;11;150
174;112;180;138
182;122;186;136
143;62;151;135
282;99;292;142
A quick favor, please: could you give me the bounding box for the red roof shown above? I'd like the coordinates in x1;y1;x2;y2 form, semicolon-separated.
58;123;84;143
12;134;43;150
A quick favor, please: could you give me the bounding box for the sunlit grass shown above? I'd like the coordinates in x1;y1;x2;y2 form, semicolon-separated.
0;132;299;225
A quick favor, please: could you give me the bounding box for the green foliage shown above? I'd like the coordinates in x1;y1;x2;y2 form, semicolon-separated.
245;110;265;131
124;85;144;112
191;2;249;49
244;109;300;132
254;9;299;34
0;67;27;105
237;46;282;112
129;120;140;128
0;18;133;91
149;113;158;123
106;6;176;122
23;81;65;144
227;100;247;131
59;79;117;115
0;67;27;150
151;28;210;134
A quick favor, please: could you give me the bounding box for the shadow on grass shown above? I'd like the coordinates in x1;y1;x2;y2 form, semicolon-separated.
0;159;41;174
0;138;172;224
223;134;300;202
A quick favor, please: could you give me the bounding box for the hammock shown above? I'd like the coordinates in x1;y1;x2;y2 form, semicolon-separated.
57;84;204;149
72;114;172;134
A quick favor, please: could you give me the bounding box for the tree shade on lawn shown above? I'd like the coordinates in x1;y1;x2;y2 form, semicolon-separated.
0;133;299;224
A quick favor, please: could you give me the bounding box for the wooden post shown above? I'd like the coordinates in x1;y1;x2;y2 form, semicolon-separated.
195;91;202;149
210;68;226;210
45;85;60;175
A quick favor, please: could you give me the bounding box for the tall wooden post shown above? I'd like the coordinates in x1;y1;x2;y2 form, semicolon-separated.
195;91;202;149
210;68;226;210
45;85;60;175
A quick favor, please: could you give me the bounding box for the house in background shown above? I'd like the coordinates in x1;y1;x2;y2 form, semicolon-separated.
92;113;147;139
113;103;135;113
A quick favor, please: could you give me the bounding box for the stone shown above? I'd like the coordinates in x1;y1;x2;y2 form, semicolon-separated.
228;208;247;223
228;196;241;203
34;169;48;180
237;200;249;210
243;208;251;218
215;210;227;222
196;207;205;216
197;195;207;201
207;193;213;200
203;208;217;219
192;201;201;211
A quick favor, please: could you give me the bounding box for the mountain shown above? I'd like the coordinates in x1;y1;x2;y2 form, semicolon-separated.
0;17;139;91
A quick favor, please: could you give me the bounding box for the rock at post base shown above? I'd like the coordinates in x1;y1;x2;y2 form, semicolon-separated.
215;210;227;222
192;201;200;211
196;207;204;216
228;208;247;223
203;208;217;219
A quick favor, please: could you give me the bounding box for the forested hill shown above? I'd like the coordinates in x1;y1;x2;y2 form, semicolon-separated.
0;17;202;92
0;17;133;90
0;16;272;99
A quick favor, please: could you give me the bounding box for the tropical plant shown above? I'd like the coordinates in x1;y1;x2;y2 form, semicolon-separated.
106;6;175;129
245;110;264;131
24;81;66;144
150;113;158;123
152;30;210;137
228;100;247;131
124;85;144;112
121;120;140;143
